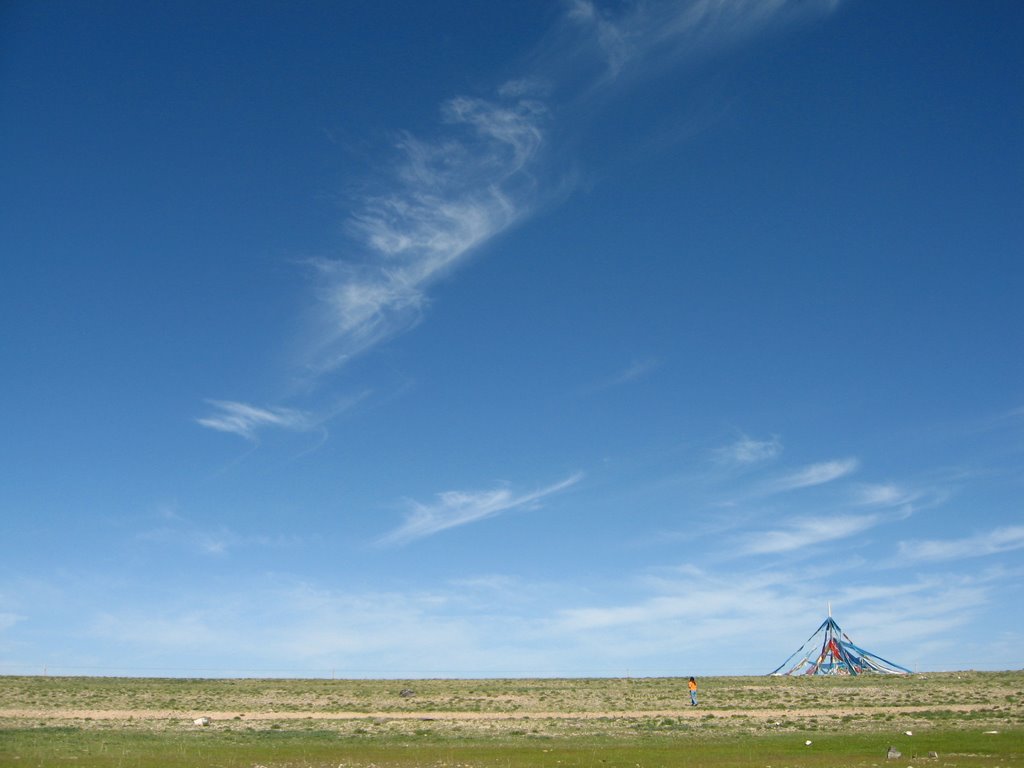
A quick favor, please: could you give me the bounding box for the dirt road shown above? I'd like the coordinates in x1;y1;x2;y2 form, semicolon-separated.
0;704;993;722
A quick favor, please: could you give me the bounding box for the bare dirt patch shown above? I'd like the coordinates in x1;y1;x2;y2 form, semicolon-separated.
0;703;999;721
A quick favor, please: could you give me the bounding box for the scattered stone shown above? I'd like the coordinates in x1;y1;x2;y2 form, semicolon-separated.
887;746;902;759
399;688;416;698
928;751;939;758
804;740;813;746
193;716;211;727
905;730;913;736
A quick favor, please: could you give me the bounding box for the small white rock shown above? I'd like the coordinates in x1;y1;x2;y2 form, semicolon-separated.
805;740;812;746
905;730;913;736
193;716;211;726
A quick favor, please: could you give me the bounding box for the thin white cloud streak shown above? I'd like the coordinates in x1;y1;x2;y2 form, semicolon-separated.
769;458;859;493
586;358;662;392
565;0;842;82
549;568;986;673
307;93;547;372
898;526;1024;563
196;400;313;441
739;513;880;555
137;507;300;556
551;566;945;636
714;434;782;464
609;358;661;385
378;473;583;547
705;456;858;511
304;0;845;375
855;483;915;506
566;0;634;77
196;394;371;449
137;524;297;557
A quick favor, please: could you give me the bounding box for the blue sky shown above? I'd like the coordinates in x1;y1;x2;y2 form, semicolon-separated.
1;0;1022;678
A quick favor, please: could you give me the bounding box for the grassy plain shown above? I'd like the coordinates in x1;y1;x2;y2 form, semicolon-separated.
0;671;1021;767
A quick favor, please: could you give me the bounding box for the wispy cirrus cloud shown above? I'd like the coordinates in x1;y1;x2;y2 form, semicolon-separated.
739;513;880;555
138;523;296;557
898;525;1024;563
378;473;583;547
306;90;548;373
566;0;842;81
714;434;783;464
549;565;986;675
196;400;313;442
851;482;945;518
855;483;915;506
768;458;859;493
302;1;846;376
609;358;661;385
566;0;634;77
137;505;299;556
587;358;662;392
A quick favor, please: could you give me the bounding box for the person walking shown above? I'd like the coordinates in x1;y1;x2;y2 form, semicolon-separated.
688;677;698;706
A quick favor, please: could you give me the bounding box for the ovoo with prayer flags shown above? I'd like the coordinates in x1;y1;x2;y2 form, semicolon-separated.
770;609;911;676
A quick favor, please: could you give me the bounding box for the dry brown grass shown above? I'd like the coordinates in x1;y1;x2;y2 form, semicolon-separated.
1;670;1021;738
